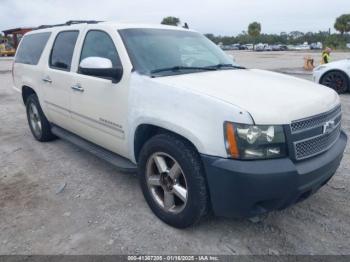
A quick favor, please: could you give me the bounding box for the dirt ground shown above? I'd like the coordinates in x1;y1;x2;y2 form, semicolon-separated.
0;51;350;255
230;50;349;71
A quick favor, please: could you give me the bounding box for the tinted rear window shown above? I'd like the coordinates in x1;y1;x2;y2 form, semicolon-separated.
15;32;51;65
50;31;79;71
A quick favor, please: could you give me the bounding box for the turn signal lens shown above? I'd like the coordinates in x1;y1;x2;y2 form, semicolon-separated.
225;122;239;158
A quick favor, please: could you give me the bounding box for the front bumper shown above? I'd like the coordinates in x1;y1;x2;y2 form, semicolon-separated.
201;131;347;218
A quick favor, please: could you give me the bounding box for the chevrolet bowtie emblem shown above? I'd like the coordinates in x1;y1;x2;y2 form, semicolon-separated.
323;120;335;135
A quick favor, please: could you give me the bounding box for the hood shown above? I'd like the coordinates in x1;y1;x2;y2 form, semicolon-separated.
150;69;340;125
322;59;350;69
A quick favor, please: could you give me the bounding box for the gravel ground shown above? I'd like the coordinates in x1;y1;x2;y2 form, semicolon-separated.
0;52;350;255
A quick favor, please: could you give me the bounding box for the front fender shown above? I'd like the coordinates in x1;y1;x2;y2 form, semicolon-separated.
129;117;206;163
127;73;254;162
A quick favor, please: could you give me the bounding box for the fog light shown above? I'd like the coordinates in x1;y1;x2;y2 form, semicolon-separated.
267;147;281;156
244;149;264;158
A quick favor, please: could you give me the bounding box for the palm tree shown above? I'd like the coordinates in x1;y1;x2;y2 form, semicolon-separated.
334;14;350;35
248;22;262;49
161;17;181;26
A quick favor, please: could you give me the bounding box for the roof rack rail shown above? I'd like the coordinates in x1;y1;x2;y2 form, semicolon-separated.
36;23;66;30
66;20;102;25
36;20;102;30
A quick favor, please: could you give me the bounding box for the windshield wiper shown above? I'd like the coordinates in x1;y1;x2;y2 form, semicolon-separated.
150;66;217;74
204;64;246;70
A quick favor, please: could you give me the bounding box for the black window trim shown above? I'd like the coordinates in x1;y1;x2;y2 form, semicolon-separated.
77;29;124;82
14;32;52;66
49;30;80;72
117;29;136;72
78;29;123;78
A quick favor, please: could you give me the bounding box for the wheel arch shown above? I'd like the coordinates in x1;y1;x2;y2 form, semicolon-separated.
133;123;203;163
22;85;37;105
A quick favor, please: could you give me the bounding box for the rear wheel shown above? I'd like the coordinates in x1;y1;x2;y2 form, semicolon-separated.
321;71;349;94
138;133;209;228
26;94;56;142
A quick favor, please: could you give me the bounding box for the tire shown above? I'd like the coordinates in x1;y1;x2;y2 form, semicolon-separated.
138;133;209;228
26;94;56;142
320;71;349;94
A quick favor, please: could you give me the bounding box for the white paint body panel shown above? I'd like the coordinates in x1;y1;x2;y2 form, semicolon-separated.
151;69;339;125
127;73;253;160
313;59;350;84
13;22;342;163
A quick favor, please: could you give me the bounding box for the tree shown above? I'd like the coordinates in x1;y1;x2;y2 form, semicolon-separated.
204;33;216;43
334;14;350;35
161;16;180;26
289;31;304;40
248;22;261;48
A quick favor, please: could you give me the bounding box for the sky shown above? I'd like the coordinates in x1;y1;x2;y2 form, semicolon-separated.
1;0;349;35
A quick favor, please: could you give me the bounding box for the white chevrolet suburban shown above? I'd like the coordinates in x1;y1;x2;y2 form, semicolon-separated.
12;21;347;228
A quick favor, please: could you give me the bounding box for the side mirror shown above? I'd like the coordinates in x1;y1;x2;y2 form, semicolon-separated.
79;57;123;83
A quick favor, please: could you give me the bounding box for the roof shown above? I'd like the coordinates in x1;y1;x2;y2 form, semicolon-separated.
27;21;194;35
102;21;193;31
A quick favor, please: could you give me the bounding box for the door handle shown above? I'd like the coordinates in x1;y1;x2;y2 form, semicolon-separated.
42;76;52;84
71;84;84;92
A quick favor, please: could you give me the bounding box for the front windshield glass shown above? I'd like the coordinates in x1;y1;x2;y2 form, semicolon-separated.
119;28;240;76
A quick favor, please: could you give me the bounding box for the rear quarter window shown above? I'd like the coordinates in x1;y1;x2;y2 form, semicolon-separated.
15;32;51;65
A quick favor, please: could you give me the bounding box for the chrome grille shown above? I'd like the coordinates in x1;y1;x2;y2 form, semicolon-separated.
290;105;342;161
291;105;341;133
294;125;341;160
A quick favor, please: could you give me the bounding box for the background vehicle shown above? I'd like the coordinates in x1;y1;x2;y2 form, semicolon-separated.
221;44;247;50
271;44;288;51
255;43;273;51
244;44;254;50
0;42;16;57
313;59;350;94
13;21;347;228
237;44;248;50
295;42;311;50
255;43;266;51
264;45;272;51
310;42;323;50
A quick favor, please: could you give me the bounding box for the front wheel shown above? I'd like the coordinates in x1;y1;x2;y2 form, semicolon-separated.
321;71;349;94
138;133;209;228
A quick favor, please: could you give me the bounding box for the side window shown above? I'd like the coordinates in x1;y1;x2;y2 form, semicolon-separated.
50;31;79;71
80;30;121;67
15;32;51;65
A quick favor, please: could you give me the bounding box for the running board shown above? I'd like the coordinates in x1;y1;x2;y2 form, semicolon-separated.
51;125;137;173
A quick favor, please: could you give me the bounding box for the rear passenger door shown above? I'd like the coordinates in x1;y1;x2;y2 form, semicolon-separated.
42;30;80;130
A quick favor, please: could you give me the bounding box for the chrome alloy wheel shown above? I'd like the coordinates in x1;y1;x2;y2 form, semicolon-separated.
28;102;42;137
146;152;188;213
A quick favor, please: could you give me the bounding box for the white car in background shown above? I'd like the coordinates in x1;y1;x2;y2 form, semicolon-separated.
313;59;350;94
297;42;311;50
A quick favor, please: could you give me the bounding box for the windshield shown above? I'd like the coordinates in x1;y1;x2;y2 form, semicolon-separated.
119;28;241;76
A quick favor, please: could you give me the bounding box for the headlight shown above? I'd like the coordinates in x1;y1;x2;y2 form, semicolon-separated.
224;122;287;160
